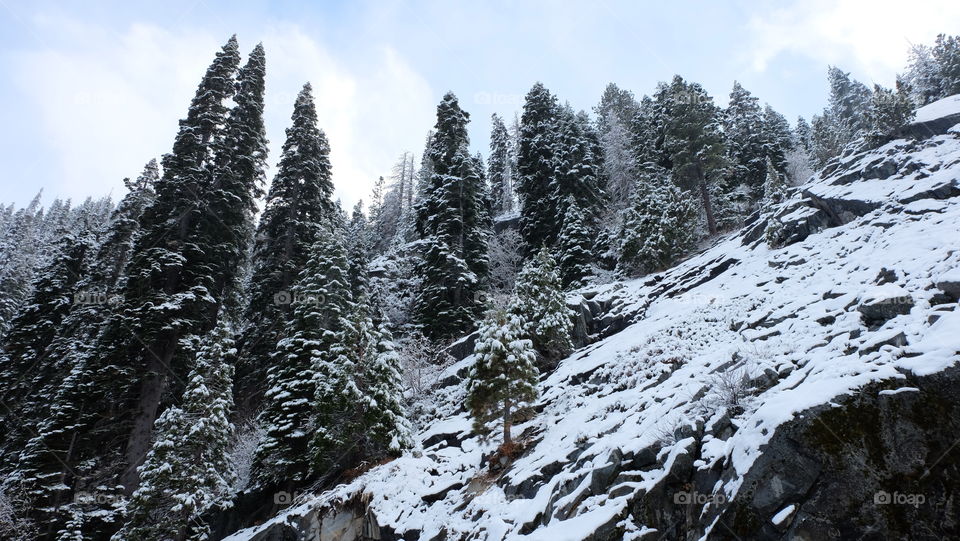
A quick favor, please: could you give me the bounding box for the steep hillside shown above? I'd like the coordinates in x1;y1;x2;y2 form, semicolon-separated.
228;97;960;540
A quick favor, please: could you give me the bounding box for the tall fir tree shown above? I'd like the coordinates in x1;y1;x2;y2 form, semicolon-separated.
254;228;352;486
660;75;728;235
617;165;699;277
556;199;593;289
511;247;573;367
118;323;236;541
13;38;260;535
760;104;793;175
488;114;514;216
414;92;490;339
723;82;767;197
466;307;538;444
551;106;605;221
235;83;334;414
515;83;560;252
203;43;269;320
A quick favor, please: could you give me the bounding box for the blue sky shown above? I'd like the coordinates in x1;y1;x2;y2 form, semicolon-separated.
1;0;956;209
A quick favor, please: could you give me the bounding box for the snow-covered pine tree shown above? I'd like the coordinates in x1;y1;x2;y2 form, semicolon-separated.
761;155;788;207
552;106;606;222
794;117;813;154
631;95;667;171
413;92;490;339
723;82;767;199
594;83;639;138
761;104;794;176
118;323;236;541
204;43;269;320
599;108;639;211
313;297;412;474
488;114;514;216
827;66;871;135
866;82;915;145
346;201;371;302
360;320;413;459
0;222;97;465
9;172;153;537
466;307;538;444
660;75;728;235
617;164;698;277
557;198;592;289
515;83;560;252
235;82;335;414
932;33;960;98
16;39;246;522
903;43;942;106
511;247;573;367
254;228;353;486
0;193;44;335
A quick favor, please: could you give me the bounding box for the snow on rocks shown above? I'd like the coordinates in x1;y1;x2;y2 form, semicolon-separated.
229;129;960;540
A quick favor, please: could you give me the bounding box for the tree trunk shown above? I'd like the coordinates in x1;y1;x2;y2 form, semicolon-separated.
121;342;173;494
697;167;718;235
502;399;512;444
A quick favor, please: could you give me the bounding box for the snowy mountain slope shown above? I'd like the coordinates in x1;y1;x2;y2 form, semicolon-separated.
228;109;960;540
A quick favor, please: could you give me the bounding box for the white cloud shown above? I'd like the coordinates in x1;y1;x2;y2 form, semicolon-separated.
7;17;434;210
746;0;960;84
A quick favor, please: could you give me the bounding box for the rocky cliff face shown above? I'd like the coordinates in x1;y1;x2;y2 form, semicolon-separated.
226;98;960;541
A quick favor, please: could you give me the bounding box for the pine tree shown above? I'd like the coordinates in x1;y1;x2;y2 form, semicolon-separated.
0;225;96;444
254;229;352;486
235;82;334;414
118;324;236;541
466;307;538;444
723;82;767;197
345;201;371;302
313;299;411;474
761;155;788;207
760;105;793;178
794;117;813;153
932;33;960;97
360;320;413;459
557;199;592;289
552;106;605;221
866;83;915;145
488;114;514;215
0;193;45;334
515;83;560;252
599;109;639;210
203;43;269;319
827;66;871;134
594;83;639;137
660;75;728;235
511;247;573;366
904;43;942;106
15;38;249;527
414;92;490;339
617;165;699;276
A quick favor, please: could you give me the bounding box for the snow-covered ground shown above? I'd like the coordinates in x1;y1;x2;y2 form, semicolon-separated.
228;111;960;541
912;93;960;124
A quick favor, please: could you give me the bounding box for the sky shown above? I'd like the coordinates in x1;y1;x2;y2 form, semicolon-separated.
0;0;957;210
